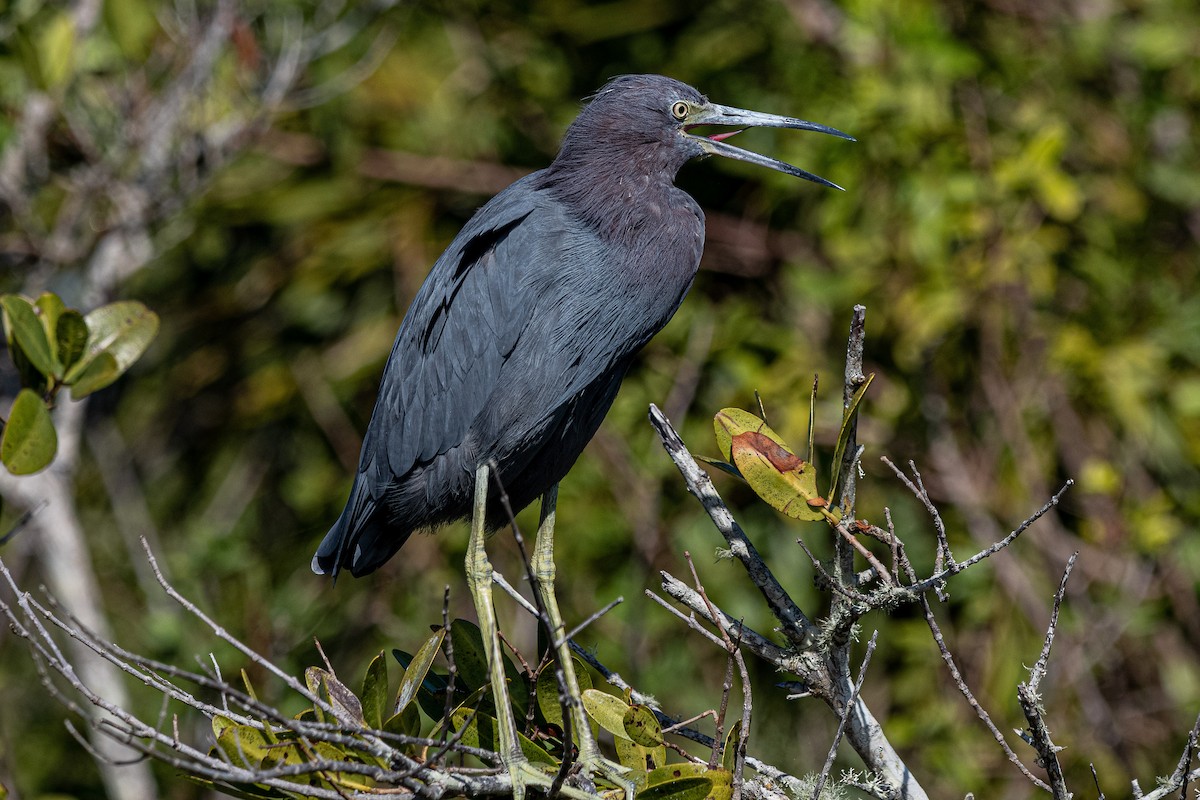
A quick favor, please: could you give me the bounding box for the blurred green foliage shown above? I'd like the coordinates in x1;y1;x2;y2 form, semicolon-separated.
2;0;1199;797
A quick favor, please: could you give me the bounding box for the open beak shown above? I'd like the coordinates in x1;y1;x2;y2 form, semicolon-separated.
684;102;855;191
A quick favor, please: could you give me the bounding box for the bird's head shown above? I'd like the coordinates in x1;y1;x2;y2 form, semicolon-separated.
556;74;854;190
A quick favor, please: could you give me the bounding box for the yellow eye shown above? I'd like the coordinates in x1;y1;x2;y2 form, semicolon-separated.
671;101;689;120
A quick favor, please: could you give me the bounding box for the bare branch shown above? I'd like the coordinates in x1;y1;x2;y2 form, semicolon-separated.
812;631;878;800
648;403;816;647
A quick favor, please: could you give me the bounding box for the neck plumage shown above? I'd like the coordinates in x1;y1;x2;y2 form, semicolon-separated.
537;136;684;245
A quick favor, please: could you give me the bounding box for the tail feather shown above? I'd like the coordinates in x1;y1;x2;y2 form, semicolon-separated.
313;482;414;579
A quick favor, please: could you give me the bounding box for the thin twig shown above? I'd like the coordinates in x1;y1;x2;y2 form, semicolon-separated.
812;631;878;800
917;592;1049;791
1030;553;1078;694
1016;553;1078;799
897;480;1074;595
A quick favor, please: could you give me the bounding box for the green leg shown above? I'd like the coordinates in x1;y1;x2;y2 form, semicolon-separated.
534;485;635;800
467;465;599;800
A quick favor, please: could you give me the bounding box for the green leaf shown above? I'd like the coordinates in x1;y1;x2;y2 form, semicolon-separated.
2;295;56;378
397;628;445;715
448;618;526;719
721;720;741;772
64;301;159;396
449;709;558;765
393;644;456;721
68;352;120;399
449;619;491;693
646;763;731;798
622;704;663;747
637;775;711;800
82;301;159;372
1;389;57;475
646;764;707;786
535;657;592;728
211;715;369;791
8;339;48;395
828;373;875;504
584;689;667;780
34;293;65;346
362;651;389;730
728;427;826;522
382;703;421;739
55;310;88;373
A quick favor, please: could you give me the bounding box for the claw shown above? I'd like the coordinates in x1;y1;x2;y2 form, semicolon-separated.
574;751;636;800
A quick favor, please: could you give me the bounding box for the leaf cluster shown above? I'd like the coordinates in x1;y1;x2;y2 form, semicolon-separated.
198;618;739;800
0;293;157;475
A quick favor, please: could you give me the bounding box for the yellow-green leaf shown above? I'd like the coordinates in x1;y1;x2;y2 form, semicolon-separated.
730;431;825;521
714;408;790;463
616;735;667;780
34;293;65;356
622;704;663;747
394;646;453;721
395;626;446;717
704;768;733;800
645;765;732;800
215;722;271;768
636;776;712;800
646;763;710;786
239;670;278;744
2;389;57;475
582;689;633;739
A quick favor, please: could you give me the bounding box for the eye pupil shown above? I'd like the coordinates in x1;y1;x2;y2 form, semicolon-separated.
671;101;688;120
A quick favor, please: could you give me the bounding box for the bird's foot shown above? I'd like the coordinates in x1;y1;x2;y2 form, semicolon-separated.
569;749;636;800
501;749;633;800
502;754;595;800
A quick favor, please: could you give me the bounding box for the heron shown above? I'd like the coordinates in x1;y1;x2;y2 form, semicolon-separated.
314;74;851;799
